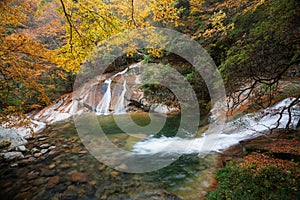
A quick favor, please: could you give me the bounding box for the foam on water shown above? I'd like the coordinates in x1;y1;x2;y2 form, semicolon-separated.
132;98;300;155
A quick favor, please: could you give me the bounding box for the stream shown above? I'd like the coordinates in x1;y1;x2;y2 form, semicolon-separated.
1;59;298;199
0;113;219;200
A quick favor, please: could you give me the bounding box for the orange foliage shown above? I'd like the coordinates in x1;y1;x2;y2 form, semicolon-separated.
0;0;55;126
264;138;300;155
240;152;299;176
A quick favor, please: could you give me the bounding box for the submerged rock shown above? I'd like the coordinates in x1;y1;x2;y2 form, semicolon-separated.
47;176;61;189
62;185;78;199
110;171;120;178
18;145;27;152
0;151;24;161
40;143;50;148
48;163;56;169
48;146;56;150
0;141;11;149
31;147;39;153
27;171;40;180
70;172;89;183
33;153;42;158
41;149;48;154
14;191;33;200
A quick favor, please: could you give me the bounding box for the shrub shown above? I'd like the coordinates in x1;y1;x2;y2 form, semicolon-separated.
207;166;299;200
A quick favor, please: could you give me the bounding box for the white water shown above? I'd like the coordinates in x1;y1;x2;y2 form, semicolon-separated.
114;80;127;114
96;79;112;115
132;98;300;155
112;68;128;78
95;68;129;115
0;120;46;147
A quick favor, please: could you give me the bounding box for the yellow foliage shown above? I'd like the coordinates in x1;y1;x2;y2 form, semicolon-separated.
218;0;267;14
53;0;183;73
151;0;182;26
53;0;121;73
189;0;204;14
0;0;53;127
202;10;234;38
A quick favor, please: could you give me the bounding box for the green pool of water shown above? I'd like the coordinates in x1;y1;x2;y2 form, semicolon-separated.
0;113;219;200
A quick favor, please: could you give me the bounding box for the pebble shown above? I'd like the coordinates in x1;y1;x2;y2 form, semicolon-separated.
62;185;78;198
49;163;56;169
20;186;32;192
40;143;50;148
24;134;34;140
110;171;120;178
32;189;45;200
31;148;39;153
32;177;45;186
41;149;48;154
34;153;42;158
21;157;36;164
60;163;70;169
48;146;56;150
18;145;27;152
98;164;106;171
71;147;81;153
38;137;47;141
47;176;61;189
16;168;29;178
0;141;11;148
70;172;89;183
40;169;54;176
27;171;40;180
14;192;32;200
10;163;18;167
0;152;24;161
89;180;97;186
48;150;57;156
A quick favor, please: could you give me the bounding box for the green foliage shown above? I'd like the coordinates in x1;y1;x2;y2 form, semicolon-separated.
185;71;195;81
207;166;300;200
218;0;300;85
142;53;153;64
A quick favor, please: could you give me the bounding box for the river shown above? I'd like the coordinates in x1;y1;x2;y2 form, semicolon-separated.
0;113;220;200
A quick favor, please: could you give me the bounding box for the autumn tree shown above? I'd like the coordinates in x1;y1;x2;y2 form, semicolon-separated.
53;0;183;73
0;0;55;127
218;0;300;111
192;0;300;129
53;0;121;73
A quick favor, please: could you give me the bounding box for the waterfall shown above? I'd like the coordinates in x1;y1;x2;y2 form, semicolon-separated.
95;68;129;115
112;68;128;78
114;80;127;114
132;98;300;155
96;79;112;115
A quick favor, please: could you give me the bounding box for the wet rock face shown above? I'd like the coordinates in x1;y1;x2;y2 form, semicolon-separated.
31;62;180;125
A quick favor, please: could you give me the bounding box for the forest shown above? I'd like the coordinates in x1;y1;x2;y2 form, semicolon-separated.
0;0;300;199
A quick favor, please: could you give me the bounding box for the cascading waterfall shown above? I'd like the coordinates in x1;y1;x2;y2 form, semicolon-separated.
132;98;300;155
96;79;112;115
95;68;129;115
112;68;128;78
114;80;127;114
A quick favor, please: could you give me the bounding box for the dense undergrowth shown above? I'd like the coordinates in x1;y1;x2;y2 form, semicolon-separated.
207;165;299;200
207;130;300;200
